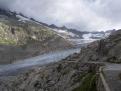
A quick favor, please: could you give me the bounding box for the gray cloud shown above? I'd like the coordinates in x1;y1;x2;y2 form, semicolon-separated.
85;0;121;22
0;0;121;31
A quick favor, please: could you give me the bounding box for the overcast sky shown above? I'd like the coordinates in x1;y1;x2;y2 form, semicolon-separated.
0;0;121;31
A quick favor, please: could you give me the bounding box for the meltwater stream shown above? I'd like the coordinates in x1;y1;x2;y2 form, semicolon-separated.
0;48;80;76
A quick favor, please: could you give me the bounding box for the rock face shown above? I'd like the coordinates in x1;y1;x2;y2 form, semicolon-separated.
0;11;72;64
78;29;121;63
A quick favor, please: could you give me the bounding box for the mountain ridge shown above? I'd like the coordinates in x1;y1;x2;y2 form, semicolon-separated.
0;8;73;64
0;8;113;39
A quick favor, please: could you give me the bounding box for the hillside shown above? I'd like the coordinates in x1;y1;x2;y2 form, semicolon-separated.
78;29;121;63
0;9;72;64
0;29;120;90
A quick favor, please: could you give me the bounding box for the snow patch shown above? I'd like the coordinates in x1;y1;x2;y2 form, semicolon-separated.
16;15;30;22
53;29;79;39
82;33;105;39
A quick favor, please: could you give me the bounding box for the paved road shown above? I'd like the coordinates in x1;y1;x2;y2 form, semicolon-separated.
103;63;121;91
81;62;121;91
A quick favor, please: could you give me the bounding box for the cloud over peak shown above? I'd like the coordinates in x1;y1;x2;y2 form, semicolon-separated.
0;0;121;31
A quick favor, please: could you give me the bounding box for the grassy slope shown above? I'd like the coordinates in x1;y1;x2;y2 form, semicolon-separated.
72;72;97;91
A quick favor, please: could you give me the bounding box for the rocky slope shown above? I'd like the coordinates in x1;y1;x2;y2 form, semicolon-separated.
78;29;121;63
0;29;120;91
0;9;72;64
0;61;99;91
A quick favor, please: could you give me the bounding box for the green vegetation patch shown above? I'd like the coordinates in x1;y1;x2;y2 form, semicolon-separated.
72;72;97;91
0;38;16;45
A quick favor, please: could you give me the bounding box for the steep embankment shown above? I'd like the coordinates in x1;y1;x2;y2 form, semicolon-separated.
0;12;72;64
